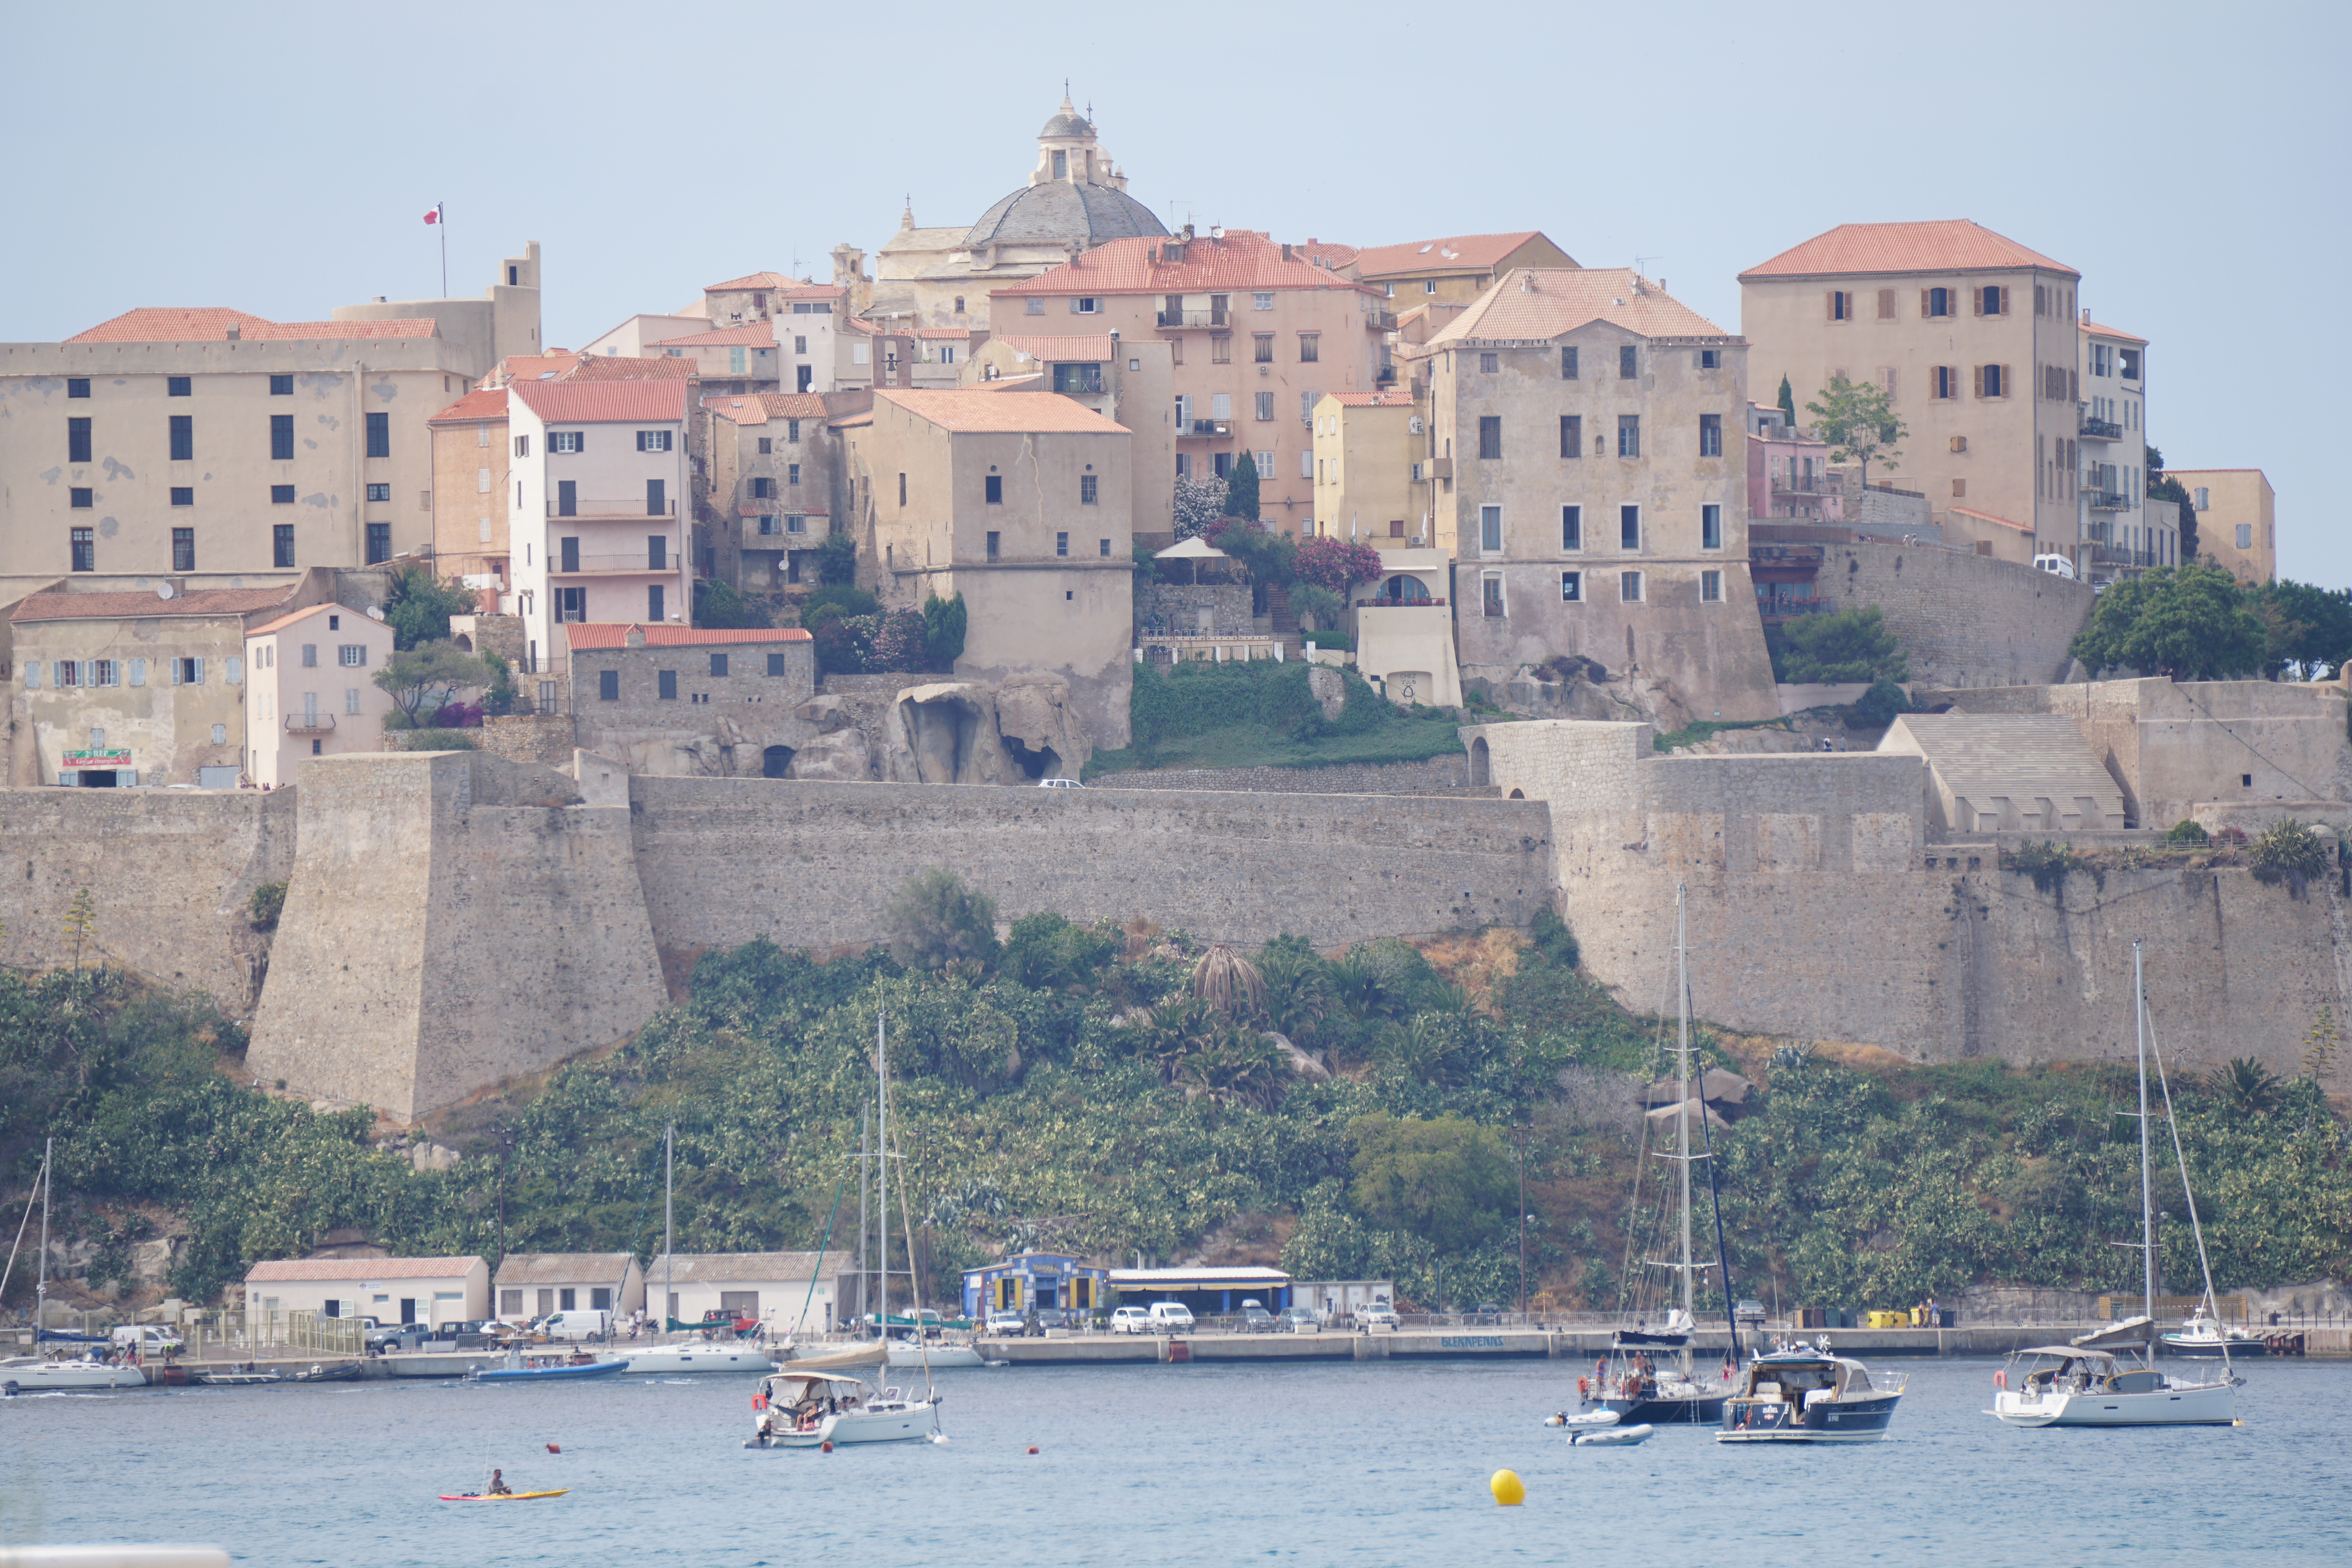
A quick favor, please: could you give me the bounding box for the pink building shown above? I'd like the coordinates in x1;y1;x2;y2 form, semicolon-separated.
1743;401;1842;525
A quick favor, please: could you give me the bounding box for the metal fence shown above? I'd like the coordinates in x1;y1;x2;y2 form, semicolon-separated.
177;1309;363;1360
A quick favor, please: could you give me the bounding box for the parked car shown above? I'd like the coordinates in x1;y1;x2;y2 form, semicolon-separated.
1735;1299;1767;1326
1037;777;1086;788
361;1321;409;1351
1275;1306;1321;1335
1237;1300;1275;1332
110;1325;184;1355
984;1310;1027;1336
1357;1303;1400;1333
533;1308;614;1342
2032;552;2079;581
1029;1308;1070;1333
1110;1306;1152;1335
1145;1302;1195;1333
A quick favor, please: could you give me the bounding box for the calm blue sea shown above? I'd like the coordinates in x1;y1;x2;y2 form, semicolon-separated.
5;1356;2350;1566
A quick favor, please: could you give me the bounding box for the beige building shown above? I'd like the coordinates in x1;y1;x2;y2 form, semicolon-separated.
838;389;1133;744
991;229;1388;537
9;585;290;787
2175;469;2276;582
643;1251;856;1336
332;240;543;373
965;333;1176;541
427;386;511;590
1310;389;1428;544
2074;316;2176;581
493;1252;648;1322
568;623;818;778
698;393;837;592
1351;231;1578;309
243;1256;490;1329
1739;220;2085;565
242;600;397;789
1421;269;1777;720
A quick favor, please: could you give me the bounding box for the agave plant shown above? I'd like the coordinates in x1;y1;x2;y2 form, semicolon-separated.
1192;944;1267;1019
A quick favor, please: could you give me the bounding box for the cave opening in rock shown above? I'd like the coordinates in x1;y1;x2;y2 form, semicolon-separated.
1000;735;1060;780
762;745;795;778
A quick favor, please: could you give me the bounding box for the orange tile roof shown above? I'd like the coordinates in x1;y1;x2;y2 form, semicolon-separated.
63;308;438;343
492;351;582;385
248;319;438;340
246;601;392;638
991;334;1117;361
429;387;508;424
1297;239;1359;270
876;388;1126;434
11;587;290;623
562;354;699;382
2078;319;2147;343
1949;506;2032;533
1352;231;1561;279
915;327;972;340
246;1257;482;1282
705;271;797;292
701;392;830;426
563;623;811;648
1739;220;2077;280
1428;269;1732;346
510;377;688;423
993;230;1384;299
649;320;776;348
1327;390;1416;407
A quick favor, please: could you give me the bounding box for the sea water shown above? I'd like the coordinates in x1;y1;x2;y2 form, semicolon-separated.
5;1357;2350;1565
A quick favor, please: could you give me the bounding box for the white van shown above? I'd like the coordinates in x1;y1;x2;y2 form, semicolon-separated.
110;1324;183;1355
1146;1302;1195;1333
534;1308;613;1342
2033;553;2078;581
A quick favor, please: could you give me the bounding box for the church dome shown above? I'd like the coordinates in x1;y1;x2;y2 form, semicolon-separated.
964;180;1167;250
1040;108;1093;139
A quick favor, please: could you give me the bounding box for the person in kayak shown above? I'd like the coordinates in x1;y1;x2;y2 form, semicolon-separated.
487;1470;512;1496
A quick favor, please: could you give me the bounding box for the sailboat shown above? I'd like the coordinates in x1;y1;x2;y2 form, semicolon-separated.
627;1125;775;1376
0;1139;145;1394
1988;941;2239;1429
1578;885;1739;1427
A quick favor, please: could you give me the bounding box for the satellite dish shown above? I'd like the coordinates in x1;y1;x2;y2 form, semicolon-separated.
365;605;384;620
156;583;175;600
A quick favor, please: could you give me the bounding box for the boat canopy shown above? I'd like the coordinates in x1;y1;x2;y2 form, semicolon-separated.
2007;1346;2121;1365
2071;1315;2156;1349
761;1370;870;1394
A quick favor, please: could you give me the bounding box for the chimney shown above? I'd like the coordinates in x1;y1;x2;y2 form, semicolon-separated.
624;626;647;649
1519;273;1534;293
1281;243;1294;262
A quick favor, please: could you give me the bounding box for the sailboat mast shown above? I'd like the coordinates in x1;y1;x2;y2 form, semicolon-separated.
1676;885;1694;1371
35;1138;52;1337
2135;940;2155;1329
877;1010;889;1329
663;1123;673;1332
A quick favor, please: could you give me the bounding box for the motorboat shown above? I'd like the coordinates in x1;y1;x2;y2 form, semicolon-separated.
1569;1422;1655;1446
1989;1320;2236;1427
2161;1308;2270;1359
746;1370;941;1448
1544;1407;1620;1429
620;1341;773;1375
467;1349;629;1383
1718;1343;1905;1443
0;1355;146;1393
288;1361;363;1383
771;1341;889;1375
196;1366;285;1387
885;1339;983;1369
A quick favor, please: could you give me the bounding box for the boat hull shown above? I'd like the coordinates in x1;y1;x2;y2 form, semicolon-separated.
884;1343;983;1369
752;1402;939;1447
469;1359;630;1382
1;1362;146;1392
2160;1336;2269;1359
1719;1393;1902;1443
1593;1393;1725;1425
1990;1380;2234;1427
439;1489;569;1502
620;1346;770;1375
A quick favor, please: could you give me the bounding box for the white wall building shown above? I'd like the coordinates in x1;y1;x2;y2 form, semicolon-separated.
243;600;396;788
492;1252;647;1323
2076;314;2170;583
242;1255;490;1328
643;1251;857;1335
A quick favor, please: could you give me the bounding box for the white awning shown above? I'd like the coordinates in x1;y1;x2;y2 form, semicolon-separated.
1154;537;1229;561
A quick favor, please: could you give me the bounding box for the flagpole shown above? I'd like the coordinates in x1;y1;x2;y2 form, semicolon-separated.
439;203;447;297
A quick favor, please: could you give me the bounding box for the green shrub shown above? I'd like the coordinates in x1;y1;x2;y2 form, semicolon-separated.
387;728;478;751
2004;839;2103;897
803;583;879;623
883;870;1001;971
1844;677;1915;731
248;882;287;931
2251;818;2330;892
1301;629;1351;650
1771;606;1909;684
923;591;967;668
2163;820;2211;845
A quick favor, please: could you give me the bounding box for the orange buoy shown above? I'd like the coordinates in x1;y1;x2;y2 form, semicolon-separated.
820;1440;834;1453
1027;1446;1040;1455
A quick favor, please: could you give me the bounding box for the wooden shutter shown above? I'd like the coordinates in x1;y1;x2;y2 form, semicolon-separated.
2001;366;2012;398
1919;289;1930;317
1972;287;1983;317
1877;289;1895;319
1826;291;1837;319
1973;365;1985;399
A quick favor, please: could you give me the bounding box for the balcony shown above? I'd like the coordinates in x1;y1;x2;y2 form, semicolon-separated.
553;553;680;575
1749;544;1826;565
2079;414;2123;441
549;497;677;519
1156;309;1230;330
1180;419;1234;439
1374;365;1398;386
285;713;336;735
2091;543;2160;567
1757;596;1836;621
1771;474;1839;496
2085;491;2132;511
1051;367;1107;395
1367;308;1398;332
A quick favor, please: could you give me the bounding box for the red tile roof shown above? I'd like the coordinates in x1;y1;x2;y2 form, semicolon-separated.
1739;220;2078;280
876;387;1126;434
2079;319;2147;343
246;601;393;638
649;320;776;348
1327;390;1416;407
429;387;509;424
705;271;797;292
1352;231;1562;279
64;308;438;343
510;378;688;423
246;1257;482;1282
993;230;1383;299
562;354;699;382
701;392;830;426
991;334;1117;361
1428;269;1732;346
492;351;582;385
563;623;811;648
11;587;291;623
249;319;438;340
1297;239;1359;270
915;327;972;340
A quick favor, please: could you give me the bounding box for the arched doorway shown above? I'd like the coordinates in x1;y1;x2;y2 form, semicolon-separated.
1469;737;1490;786
762;745;794;778
1379;574;1432;604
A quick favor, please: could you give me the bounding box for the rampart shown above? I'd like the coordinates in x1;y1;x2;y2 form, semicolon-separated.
1826;541;2094;688
1089;756;1485;796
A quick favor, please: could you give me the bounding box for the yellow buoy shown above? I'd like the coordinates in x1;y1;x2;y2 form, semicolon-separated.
1490;1469;1526;1507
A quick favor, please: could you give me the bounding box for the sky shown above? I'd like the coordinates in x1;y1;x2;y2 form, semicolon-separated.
11;1;2345;579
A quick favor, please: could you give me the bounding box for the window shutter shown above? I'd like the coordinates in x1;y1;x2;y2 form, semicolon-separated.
169;659;182;686
1973;365;1984;399
225;657;243;685
2006;366;2015;399
1972;288;1983;317
128;658;144;687
1826;291;1836;319
1919;289;1930;317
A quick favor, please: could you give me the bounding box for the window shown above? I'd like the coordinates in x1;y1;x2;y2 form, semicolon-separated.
729;346;746;374
1424;280;1437;295
1618;345;1637;379
174;657;205;685
1925;286;1953;318
301;643;318;667
1300;449;1312;480
1561;346;1579;379
1976;285;2007;316
270;374;293;395
171;527;195;570
1698;413;1722;457
363;482;389;503
647;534;668;570
1255;391;1275;422
636;430;673;452
657;669;678;700
751;476;772;499
767;653;790;676
986;530;1000;560
1073;297;1099;315
985;474;1003;504
1561;504;1582;550
71;487;92;508
365;521;390;564
1055;531;1069;557
1482;575;1505;617
1616;414;1641;457
343;688;360;715
785;514;804;534
169;414;193;460
1701;504;1722;550
1619;570;1643;602
1932;365;1958;400
1829;290;1853;320
2090;343;2112;377
273;523;295;567
2193;487;2209;510
1211;335;1231;364
165;484;195;509
335;644;366;668
68;377;90;398
163;375;192;398
55;660;79;687
709;652;729;677
897;472;907;507
1477;416;1502;459
1100;538;1111;556
1976;364;2007;399
1479;505;1502;552
1025;298;1045;316
1876;289;1896;320
1254;450;1274;478
1299;334;1319;362
788;462;801;486
1619;504;1641;550
647;479;666;515
1210;393;1232;420
1081;474;1098;504
365;411;389;457
1479;352;1499;374
2119;347;2141;379
1701;569;1723;602
514;433;532;458
549;430;586;454
270;413;295;460
91;660;117;687
755;436;773;456
1252;292;1274;311
69;527;93;571
68;417;91;463
1301;391;1317;423
1561;570;1582;602
649;584;665;621
2237;524;2254;550
1559;414;1581;459
1253;334;1274;363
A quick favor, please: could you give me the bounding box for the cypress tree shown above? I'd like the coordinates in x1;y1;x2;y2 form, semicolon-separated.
1776;374;1797;425
1227;452;1261;522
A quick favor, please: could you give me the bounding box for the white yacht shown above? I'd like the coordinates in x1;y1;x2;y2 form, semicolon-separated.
2161;1307;2270;1359
1;1355;145;1393
745;1370;940;1447
620;1340;773;1375
885;1339;983;1369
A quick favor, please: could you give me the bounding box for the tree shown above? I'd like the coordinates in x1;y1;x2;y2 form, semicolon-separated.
1225;452;1261;522
1776;373;1797;426
1208;516;1296;587
1292;536;1384;595
1803;375;1906;487
2147;444;2199;564
2068;564;2266;680
2254;580;2352;678
2303;1005;2343;1084
1287;584;1344;632
813;531;857;587
63;887;96;972
1172;476;1227;540
922;591;967;668
693;579;770;630
372;639;493;726
1192;944;1266;1018
1347;1113;1515;1253
1770;606;1909;684
871;608;928;671
2213;1057;2281;1117
381;566;480;651
882;870;1000;971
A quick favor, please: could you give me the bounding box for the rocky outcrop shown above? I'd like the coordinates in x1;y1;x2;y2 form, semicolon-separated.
993;676;1092;779
883;683;1023;784
789;727;875;781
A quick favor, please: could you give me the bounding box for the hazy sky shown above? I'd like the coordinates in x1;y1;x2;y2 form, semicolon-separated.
14;1;2344;579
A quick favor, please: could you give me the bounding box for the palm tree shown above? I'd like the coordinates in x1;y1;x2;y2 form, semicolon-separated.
1258;949;1333;1042
1138;997;1203;1084
2216;1057;2281;1116
1192;944;1266;1019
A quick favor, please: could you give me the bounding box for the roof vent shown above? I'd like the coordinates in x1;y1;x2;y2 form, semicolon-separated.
225;325;240;341
1519;273;1535;292
1418;244;1434;254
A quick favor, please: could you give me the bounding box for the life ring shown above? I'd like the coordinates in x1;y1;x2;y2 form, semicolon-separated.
752;1393;767;1411
1992;1370;2006;1390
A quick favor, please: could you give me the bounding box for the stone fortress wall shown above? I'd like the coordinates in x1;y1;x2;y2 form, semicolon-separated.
1830;541;2095;688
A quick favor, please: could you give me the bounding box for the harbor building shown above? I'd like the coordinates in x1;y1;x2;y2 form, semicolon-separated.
493;1252;647;1323
242;1255;490;1329
960;1252;1112;1318
1108;1265;1295;1316
643;1251;857;1333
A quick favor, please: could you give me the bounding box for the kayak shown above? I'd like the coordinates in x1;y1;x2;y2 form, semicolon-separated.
439;1489;569;1502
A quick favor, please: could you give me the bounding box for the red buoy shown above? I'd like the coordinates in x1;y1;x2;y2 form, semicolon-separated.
1027;1446;1040;1455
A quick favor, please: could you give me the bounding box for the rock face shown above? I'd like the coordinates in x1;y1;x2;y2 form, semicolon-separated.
789;727;875;781
1307;666;1347;723
792;695;860;734
993;676;1093;779
883;683;1022;784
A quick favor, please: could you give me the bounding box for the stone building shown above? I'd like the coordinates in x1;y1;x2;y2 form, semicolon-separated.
1738;219;2086;565
963;333;1176;541
2173;467;2274;583
567;623;817;778
242;600;397;790
426;386;511;591
697;393;837;593
990;229;1389;537
837;389;1134;745
1351;231;1578;309
1419;268;1778;722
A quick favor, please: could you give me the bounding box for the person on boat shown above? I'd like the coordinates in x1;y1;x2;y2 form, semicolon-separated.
487;1470;512;1496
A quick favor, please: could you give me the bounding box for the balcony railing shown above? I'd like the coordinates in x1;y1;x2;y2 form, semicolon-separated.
285;713;336;734
2092;543;2160;567
1374;365;1398;386
1181;419;1234;438
1749;544;1825;564
1358;597;1446;609
2079;415;2123;440
1052;369;1107;394
1367;308;1398;331
1758;597;1835;617
1156;309;1230;329
2085;491;2132;511
549;499;677;519
1772;474;1839;495
553;553;680;574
